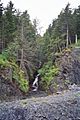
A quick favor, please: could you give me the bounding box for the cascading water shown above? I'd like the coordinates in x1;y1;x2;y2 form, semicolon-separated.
32;74;40;91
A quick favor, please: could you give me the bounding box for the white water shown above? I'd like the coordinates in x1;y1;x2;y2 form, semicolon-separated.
32;74;39;91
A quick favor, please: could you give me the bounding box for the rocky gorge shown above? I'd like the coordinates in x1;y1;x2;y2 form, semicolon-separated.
0;48;80;120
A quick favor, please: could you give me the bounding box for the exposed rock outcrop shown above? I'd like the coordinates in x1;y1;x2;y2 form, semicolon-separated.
49;48;80;93
0;76;23;101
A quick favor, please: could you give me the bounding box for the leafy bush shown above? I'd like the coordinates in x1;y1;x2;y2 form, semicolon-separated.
0;53;29;93
11;62;29;92
2;41;20;60
38;61;59;90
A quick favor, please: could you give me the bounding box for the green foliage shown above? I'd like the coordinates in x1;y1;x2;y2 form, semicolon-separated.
3;1;17;46
38;61;59;90
70;39;80;48
0;54;10;67
75;39;80;47
1;1;80;93
0;53;29;93
12;62;29;92
0;1;38;93
2;41;20;60
42;4;80;61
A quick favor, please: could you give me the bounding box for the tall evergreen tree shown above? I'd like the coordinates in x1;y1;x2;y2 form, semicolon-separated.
3;1;16;47
74;6;80;39
0;0;3;40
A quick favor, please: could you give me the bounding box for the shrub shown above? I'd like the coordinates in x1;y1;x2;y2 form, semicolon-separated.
0;53;29;93
38;61;59;90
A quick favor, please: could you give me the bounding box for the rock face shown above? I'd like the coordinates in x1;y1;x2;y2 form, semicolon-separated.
0;76;23;101
0;90;80;120
49;48;80;93
61;48;80;85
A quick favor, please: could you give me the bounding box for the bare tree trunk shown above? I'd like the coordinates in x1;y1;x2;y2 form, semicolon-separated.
66;24;69;48
20;49;24;68
75;34;78;44
20;21;24;68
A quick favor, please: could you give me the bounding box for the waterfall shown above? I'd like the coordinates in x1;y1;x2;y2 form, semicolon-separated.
32;74;40;91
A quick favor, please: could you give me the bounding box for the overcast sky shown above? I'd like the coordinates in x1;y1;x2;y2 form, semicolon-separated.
1;0;80;34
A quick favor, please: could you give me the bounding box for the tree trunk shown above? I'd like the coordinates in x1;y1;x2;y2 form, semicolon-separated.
20;49;24;68
20;21;24;68
75;34;78;44
66;24;69;48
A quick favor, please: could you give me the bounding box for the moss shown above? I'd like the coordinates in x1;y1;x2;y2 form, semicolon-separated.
38;61;59;91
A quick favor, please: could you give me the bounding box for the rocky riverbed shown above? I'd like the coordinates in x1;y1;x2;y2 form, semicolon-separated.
0;89;80;120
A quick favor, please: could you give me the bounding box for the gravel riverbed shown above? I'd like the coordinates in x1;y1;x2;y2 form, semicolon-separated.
0;89;80;120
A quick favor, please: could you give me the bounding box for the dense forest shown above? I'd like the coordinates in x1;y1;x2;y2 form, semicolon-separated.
0;1;80;93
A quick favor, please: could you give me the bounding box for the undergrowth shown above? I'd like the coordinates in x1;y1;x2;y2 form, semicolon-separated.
0;52;29;93
38;61;59;91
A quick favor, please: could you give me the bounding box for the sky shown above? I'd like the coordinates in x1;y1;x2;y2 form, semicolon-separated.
1;0;80;35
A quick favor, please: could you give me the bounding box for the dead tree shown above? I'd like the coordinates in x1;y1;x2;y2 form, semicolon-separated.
75;34;78;44
20;20;24;69
66;24;69;48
